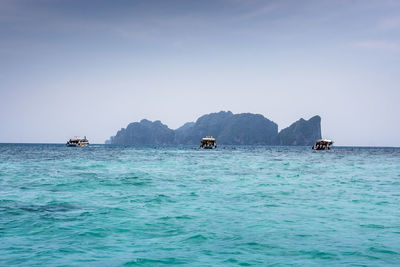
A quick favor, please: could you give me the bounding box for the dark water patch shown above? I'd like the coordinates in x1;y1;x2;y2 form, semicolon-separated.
20;203;78;213
360;224;385;229
300;249;339;260
369;247;399;255
183;234;208;243
188;192;198;197
78;228;109;238
295;234;313;238
224;258;239;263
375;201;390;205
238;262;253;266
239;242;281;252
278;190;293;196
0;199;16;206
71;165;90;170
0;201;79;214
145;194;175;204
118;175;152;186
55;246;85;255
341;250;381;262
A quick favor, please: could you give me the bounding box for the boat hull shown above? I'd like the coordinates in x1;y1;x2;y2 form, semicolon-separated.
312;147;330;150
200;145;216;149
66;143;89;147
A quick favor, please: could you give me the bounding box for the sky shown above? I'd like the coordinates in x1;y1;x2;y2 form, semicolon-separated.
0;0;399;146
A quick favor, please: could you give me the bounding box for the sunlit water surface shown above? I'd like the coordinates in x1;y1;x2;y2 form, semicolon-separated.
0;144;399;266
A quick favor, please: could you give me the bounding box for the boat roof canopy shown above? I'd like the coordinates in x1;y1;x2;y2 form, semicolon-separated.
202;137;215;141
316;139;333;144
70;136;87;141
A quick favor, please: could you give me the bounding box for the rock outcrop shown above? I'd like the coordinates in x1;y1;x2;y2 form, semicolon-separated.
107;112;321;146
277;115;321;146
109;119;175;145
175;111;278;145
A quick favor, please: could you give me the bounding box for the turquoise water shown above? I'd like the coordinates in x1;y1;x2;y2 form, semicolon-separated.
0;144;399;266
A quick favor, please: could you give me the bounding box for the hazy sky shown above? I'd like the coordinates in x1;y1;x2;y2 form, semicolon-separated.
1;0;399;146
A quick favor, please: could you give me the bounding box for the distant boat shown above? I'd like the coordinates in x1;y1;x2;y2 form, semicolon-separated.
312;139;333;150
200;136;216;149
66;136;89;147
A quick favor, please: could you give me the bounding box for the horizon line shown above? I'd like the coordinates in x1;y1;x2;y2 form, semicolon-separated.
0;142;398;148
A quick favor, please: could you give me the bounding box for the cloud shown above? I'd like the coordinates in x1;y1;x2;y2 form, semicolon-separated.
351;40;400;52
235;3;278;21
378;17;400;31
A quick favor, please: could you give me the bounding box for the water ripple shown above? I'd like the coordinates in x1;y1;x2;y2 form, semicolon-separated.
0;144;399;265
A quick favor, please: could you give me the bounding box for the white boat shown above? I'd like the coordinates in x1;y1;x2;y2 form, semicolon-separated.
200;136;216;149
66;136;89;147
312;139;333;150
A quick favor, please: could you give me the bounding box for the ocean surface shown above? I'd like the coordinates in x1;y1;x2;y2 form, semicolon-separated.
0;144;399;266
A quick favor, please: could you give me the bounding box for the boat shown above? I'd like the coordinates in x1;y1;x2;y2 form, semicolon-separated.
200;136;216;149
312;139;333;150
66;136;89;147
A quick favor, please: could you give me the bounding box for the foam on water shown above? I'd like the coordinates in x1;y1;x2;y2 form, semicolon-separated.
0;144;399;265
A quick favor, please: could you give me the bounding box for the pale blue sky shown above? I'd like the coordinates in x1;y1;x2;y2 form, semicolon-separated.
1;0;399;146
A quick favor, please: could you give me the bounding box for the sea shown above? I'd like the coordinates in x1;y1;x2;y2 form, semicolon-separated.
0;144;399;266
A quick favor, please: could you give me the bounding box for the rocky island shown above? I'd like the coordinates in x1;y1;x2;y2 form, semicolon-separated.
107;111;321;146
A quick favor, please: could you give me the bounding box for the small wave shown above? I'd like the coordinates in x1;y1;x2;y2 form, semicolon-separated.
238;263;253;266
360;224;385;229
223;258;238;263
295;234;313;238
124;257;186;266
183;234;208;242
78;228;109;238
375;201;390;205
19;202;79;213
369;247;399;255
158;215;194;221
299;249;338;260
145;194;175;204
